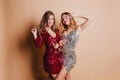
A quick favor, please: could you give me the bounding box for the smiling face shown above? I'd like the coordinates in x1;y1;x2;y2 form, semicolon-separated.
62;14;70;25
47;15;54;27
39;11;56;31
60;12;77;31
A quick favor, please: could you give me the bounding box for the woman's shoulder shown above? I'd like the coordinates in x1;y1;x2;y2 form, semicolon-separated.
62;31;68;36
37;29;46;36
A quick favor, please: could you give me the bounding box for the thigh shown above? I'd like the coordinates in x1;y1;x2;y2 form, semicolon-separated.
65;73;71;80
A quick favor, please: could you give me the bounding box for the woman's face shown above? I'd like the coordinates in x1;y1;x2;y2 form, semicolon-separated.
47;15;54;27
62;14;70;25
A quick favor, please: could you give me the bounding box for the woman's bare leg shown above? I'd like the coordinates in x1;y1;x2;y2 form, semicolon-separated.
51;74;57;79
65;73;71;80
49;74;57;80
55;66;67;80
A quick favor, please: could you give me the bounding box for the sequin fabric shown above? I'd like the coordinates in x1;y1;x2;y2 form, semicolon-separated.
62;31;79;72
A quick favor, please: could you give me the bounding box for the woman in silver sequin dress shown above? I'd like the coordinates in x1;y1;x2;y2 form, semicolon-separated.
55;12;92;80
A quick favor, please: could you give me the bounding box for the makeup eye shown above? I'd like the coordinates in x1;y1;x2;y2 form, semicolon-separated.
52;18;54;20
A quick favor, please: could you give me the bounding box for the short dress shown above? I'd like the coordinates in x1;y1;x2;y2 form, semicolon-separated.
62;30;80;72
34;29;64;74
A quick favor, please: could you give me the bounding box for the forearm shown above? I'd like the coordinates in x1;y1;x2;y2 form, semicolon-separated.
71;13;89;20
33;33;37;39
34;33;43;48
76;16;92;30
79;16;89;20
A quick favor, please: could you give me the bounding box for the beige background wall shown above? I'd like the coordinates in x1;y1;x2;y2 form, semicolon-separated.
0;0;120;80
0;0;7;80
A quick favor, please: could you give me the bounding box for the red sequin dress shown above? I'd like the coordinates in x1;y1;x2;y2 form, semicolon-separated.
34;29;63;74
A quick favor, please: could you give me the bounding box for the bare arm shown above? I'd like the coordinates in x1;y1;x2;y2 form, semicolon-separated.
74;15;92;30
71;14;93;35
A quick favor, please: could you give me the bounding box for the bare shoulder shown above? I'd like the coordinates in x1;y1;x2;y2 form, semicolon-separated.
63;31;67;36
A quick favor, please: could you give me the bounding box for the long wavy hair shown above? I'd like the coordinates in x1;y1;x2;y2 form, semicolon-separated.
38;11;56;32
60;12;77;34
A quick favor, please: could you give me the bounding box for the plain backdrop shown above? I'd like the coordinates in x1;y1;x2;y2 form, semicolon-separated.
0;0;120;80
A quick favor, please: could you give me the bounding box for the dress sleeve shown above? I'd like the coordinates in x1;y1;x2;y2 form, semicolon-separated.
34;32;43;48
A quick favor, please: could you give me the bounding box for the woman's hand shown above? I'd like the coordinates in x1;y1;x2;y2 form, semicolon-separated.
59;40;65;46
31;27;37;39
53;43;59;49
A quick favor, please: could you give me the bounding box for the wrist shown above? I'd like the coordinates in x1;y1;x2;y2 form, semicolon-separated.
33;33;37;39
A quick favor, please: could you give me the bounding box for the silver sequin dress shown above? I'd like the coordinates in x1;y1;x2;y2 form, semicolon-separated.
62;30;80;72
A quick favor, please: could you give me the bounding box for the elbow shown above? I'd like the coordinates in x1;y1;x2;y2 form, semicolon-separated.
88;16;93;22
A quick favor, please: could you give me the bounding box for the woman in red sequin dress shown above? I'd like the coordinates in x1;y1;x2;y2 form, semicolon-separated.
31;11;64;80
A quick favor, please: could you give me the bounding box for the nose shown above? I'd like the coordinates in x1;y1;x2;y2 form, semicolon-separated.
49;19;53;22
64;19;67;23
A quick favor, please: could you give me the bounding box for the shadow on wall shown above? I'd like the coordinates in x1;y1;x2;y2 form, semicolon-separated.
17;21;48;80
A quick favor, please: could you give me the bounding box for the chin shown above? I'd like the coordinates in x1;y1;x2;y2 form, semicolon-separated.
48;24;53;27
66;23;69;25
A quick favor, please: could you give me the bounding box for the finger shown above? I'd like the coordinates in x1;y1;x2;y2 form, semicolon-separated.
52;43;55;46
31;29;35;33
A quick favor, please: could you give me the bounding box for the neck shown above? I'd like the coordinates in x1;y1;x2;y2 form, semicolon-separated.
46;25;52;29
68;27;72;31
46;26;54;32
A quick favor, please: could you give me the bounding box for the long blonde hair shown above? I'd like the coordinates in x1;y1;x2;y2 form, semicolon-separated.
60;12;77;34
